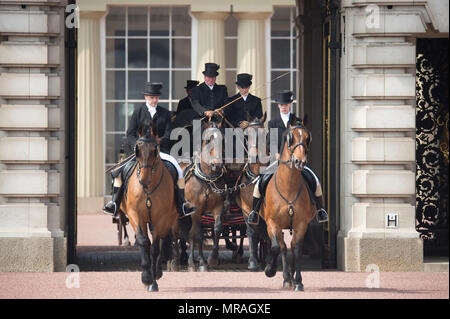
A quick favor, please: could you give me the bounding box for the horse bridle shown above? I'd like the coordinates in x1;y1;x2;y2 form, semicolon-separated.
135;137;164;211
279;125;311;169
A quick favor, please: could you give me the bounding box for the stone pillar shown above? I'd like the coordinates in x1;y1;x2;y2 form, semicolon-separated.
234;12;271;113
77;12;105;212
191;12;228;85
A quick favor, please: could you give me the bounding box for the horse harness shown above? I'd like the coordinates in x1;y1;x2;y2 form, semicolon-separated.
276;124;310;235
278;124;311;168
136;137;165;225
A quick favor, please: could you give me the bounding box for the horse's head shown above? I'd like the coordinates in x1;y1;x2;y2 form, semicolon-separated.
281;114;311;171
245;112;266;161
201;118;224;172
136;119;160;171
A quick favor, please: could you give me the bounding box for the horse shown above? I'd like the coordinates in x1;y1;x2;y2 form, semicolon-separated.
113;211;131;246
234;113;270;271
184;118;229;271
260;116;316;291
120;119;178;291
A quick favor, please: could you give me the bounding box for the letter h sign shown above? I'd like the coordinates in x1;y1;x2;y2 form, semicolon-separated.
385;213;398;229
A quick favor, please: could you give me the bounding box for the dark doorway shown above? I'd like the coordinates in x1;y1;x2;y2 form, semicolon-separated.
416;38;449;257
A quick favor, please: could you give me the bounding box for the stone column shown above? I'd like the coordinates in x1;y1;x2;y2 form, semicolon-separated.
191;12;228;85
77;12;105;212
234;12;271;113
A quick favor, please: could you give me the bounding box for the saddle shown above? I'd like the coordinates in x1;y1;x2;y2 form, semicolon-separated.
258;166;317;204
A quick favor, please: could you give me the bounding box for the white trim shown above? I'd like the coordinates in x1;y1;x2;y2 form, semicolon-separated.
100;12;107;195
190;10;197;80
265;14;271;121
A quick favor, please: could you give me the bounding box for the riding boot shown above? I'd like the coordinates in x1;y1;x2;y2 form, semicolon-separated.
315;196;328;223
175;179;195;218
103;185;123;218
248;196;263;225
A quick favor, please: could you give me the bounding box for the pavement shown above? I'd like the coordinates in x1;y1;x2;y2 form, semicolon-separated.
0;213;447;299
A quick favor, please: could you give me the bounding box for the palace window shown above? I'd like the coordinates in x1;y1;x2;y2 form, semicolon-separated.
270;6;297;117
104;6;192;191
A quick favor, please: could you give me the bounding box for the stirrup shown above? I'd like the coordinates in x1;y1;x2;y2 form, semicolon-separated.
181;202;195;217
316;208;328;223
103;201;117;216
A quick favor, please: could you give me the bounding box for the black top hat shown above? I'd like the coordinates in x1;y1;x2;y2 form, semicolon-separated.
142;82;163;96
236;73;252;87
184;80;199;90
202;63;220;77
275;90;294;104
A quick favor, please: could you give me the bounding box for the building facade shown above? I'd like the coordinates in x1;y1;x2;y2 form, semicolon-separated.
0;0;448;272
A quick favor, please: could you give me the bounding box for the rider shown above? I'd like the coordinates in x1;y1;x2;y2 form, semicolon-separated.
191;62;228;119
103;82;195;218
223;73;263;129
176;80;199;114
247;90;329;225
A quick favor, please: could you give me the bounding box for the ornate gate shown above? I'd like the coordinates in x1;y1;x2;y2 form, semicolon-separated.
416;38;449;256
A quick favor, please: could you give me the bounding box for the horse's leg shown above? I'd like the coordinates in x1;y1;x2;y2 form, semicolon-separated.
280;234;292;289
197;224;208;272
245;217;259;271
188;219;199;271
264;220;281;278
236;225;245;263
149;236;160;291
208;206;223;267
292;224;307;291
179;238;188;265
135;223;154;290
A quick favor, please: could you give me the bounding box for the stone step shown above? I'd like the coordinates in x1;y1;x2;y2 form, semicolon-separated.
424;257;449;272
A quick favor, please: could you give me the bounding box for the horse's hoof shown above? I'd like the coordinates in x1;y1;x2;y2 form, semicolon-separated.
198;265;207;272
283;281;293;289
148;283;159;292
123;239;131;246
248;261;259;271
264;265;276;278
207;255;219;267
188;266;197;272
294;284;304;292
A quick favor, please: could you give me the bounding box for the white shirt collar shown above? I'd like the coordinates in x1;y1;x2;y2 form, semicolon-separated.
241;94;248;101
146;101;157;117
280;111;290;127
207;83;214;90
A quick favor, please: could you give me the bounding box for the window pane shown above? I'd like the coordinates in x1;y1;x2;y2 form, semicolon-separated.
225;14;237;37
172;39;190;68
226;70;237;96
106;133;126;164
106;6;125;37
157;102;169;110
271;7;291;37
106;71;125;100
127;102;143;118
271;39;290;68
106;39;125;68
150;39;169;68
271;71;290;97
292;39;297;69
172;71;191;100
149;71;169;99
128;71;147;100
172;7;191;36
150;7;169;36
106;102;126;132
225;38;237;69
128;39;147;68
270;102;279;120
128;7;147;36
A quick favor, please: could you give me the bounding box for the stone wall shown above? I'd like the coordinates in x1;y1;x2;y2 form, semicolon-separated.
0;0;67;272
338;0;448;271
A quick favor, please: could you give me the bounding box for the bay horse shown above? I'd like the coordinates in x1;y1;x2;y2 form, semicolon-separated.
260;116;316;291
121;119;178;291
184;118;229;271
234;113;270;271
